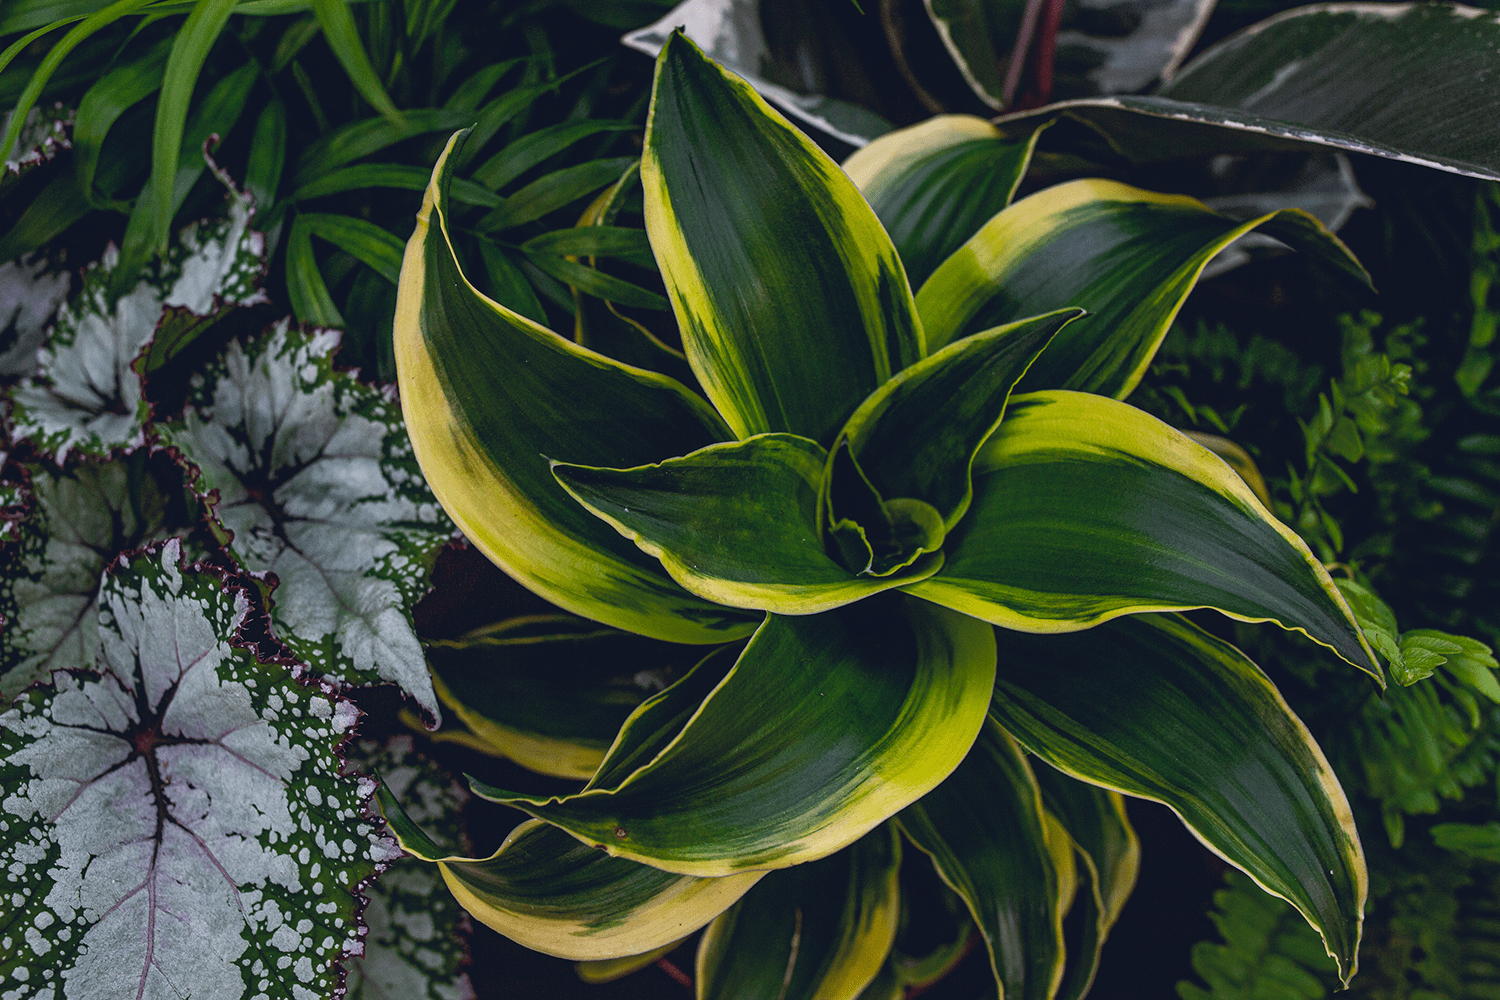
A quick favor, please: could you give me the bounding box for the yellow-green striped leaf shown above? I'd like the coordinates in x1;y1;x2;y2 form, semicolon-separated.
898;719;1066;1000
916;179;1369;394
696;825;901;1000
425;614;706;780
552;434;940;615
843;115;1043;288
470;595;996;876
642;31;923;446
906;391;1381;680
379;791;762;961
394;131;757;644
988;613;1367;984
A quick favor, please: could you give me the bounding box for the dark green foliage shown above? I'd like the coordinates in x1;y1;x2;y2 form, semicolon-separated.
1178;871;1334;1000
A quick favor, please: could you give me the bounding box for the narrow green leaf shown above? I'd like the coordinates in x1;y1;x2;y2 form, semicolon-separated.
988;613;1367;984
293;107;474;186
469;595;996;877
522;253;667;310
395;131;755;644
899;720;1066;1000
442;59;522;112
844;115;1043;287
522;225;654;266
0;168;92;261
574;294;696;389
310;0;398;118
452;59;608;171
72;36;169;209
642;31;923;445
476;156;637;232
151;0;239;249
917;179;1368;394
697;825;901;1000
286;213;343;326
552;434;940;615
905;391;1381;680
470;119;636;191
475;238;547;325
245;98;287;210
292;162;500;205
299;212;404;282
379;792;763;961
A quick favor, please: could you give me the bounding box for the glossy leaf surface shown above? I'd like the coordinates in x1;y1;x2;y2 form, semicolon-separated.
642;32;923;445
908;391;1380;680
989;613;1366;982
472;596;996;876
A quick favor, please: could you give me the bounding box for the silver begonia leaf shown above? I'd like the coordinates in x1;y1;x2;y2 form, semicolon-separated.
345;736;474;1000
0;255;70;379
1;104;71;179
159;322;454;721
9;192;265;462
0;539;400;1000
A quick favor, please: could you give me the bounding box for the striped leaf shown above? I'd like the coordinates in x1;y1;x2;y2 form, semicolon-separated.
916;179;1368;393
843;115;1043;288
988;613;1367;984
469;595;996;877
552;434;940;615
425;615;705;780
379;792;762;961
393;131;757;644
696;825;901;1000
905;391;1381;681
898;720;1066;1000
642;31;923;446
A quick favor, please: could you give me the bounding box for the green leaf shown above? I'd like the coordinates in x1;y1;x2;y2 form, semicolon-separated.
697;824;901;1000
72;35;170;209
310;0;398;118
993;3;1500;181
469;595;996;876
475;238;547;324
298;211;405;282
294;107;474;186
0;540;392;999
245;98;288;210
1430;822;1500;863
899;720;1066;1000
642;31;922;445
844;115;1043;288
833;309;1079;531
424;614;702;780
379;792;764;961
0;170;93;261
394;132;756;644
470;118;636;191
916;179;1369;393
522;225;654;266
523;253;668;310
150;0;239;249
988;613;1367;984
159;322;456;720
552;434;940;614
906;391;1381;681
286;212;344;326
292;162;500;206
475;156;637;233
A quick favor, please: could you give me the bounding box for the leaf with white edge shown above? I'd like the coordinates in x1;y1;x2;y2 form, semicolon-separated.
0;455;197;703
345;735;475;1000
9;191;267;461
0;254;70;378
159;321;455;720
0;539;398;1000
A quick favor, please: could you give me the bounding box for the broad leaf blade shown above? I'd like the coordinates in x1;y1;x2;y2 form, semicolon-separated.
379;795;762;961
552;434;939;615
906;391;1381;680
916;179;1368;392
643;32;923;445
394;131;756;645
697;825;901;1000
987;613;1367;983
471;595;996;876
843;115;1043;288
898;719;1066;1000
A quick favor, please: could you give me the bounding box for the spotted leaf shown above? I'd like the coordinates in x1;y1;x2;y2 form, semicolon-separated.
0;254;70;378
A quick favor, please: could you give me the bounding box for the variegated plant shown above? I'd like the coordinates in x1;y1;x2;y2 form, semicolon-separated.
382;33;1385;999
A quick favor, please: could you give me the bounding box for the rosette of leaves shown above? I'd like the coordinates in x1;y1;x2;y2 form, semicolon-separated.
383;34;1386;998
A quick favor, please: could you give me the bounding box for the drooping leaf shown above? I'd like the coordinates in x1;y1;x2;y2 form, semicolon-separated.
993;3;1500;181
899;719;1065;1000
310;0;398;119
0;456;194;702
9;192;266;461
293;108;475;187
345;736;476;1000
697;824;901;1000
843;115;1043;288
394;131;756;645
988;613;1367;983
379;790;764;961
906;391;1380;680
72;36;169;209
470;595;996;877
159;321;456;720
475;157;638;233
915;179;1368;392
642;31;923;445
0;539;397;1000
0;253;70;377
552;434;941;615
424;614;701;780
